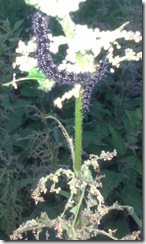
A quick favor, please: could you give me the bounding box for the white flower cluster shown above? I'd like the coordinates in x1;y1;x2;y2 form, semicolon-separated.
54;84;81;109
35;0;86;18
49;22;142;73
25;0;142;75
14;40;37;72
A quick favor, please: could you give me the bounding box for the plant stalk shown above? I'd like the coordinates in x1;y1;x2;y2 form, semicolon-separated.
72;87;83;233
74;88;83;176
58;13;84;233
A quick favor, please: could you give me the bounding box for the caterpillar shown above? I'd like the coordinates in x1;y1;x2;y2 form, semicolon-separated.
81;58;108;113
32;10;108;113
32;11;90;86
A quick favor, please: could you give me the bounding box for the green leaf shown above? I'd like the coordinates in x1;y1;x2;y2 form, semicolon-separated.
59;190;70;199
122;186;142;219
136;106;142;121
76;51;84;69
0;32;11;44
125;135;138;145
20;87;39;97
13;19;24;32
40;213;50;224
27;67;56;91
101;171;123;200
27;67;46;80
2;111;22;133
112;218;130;238
14;99;30;108
81;164;93;183
70;205;79;215
83;130;106;148
109;126;126;154
125;109;142;131
14;178;33;187
126;155;142;175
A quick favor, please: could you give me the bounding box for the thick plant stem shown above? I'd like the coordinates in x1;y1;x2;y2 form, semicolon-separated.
58;13;83;176
74;87;83;176
58;14;84;233
73;87;83;232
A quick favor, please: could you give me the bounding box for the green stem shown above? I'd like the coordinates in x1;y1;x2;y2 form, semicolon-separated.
58;14;84;234
57;12;83;176
57;14;75;39
74;87;83;175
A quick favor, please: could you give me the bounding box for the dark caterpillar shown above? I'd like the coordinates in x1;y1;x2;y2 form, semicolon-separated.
32;10;107;113
32;11;90;85
81;57;108;113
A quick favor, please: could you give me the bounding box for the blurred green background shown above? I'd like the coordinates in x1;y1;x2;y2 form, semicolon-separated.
0;0;142;240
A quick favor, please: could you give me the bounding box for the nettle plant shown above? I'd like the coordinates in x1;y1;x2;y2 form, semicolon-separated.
8;0;142;241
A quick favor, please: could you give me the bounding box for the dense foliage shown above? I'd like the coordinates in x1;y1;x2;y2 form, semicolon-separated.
0;0;142;240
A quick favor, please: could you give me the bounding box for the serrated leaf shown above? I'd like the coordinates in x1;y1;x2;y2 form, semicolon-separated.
122;186;142;219
125;109;142;131
101;171;123;200
109;126;126;154
27;67;46;80
27;68;56;91
1;32;11;43
126;155;142;175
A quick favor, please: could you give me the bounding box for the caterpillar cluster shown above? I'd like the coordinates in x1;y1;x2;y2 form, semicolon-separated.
32;10;108;113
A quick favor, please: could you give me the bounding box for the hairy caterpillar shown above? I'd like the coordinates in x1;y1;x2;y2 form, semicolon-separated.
81;58;108;113
32;11;90;85
32;10;108;113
